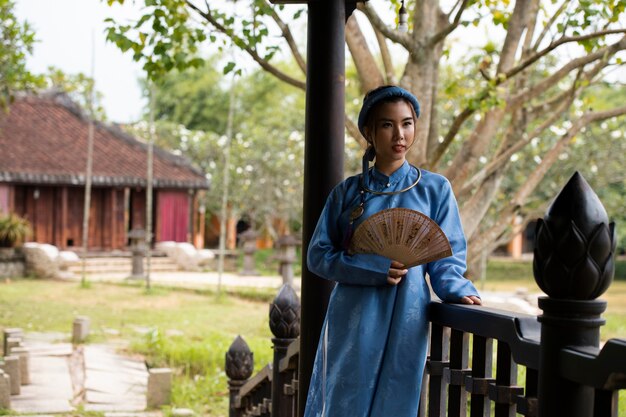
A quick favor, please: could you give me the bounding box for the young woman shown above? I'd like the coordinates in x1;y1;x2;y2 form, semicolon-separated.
304;85;481;417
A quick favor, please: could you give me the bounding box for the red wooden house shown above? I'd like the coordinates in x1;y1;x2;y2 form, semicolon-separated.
0;91;209;251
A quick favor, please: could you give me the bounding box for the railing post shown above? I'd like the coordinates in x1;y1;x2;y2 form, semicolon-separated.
226;335;254;417
533;172;616;417
270;284;301;417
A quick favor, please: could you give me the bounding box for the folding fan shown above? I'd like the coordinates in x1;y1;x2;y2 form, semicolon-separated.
348;208;452;268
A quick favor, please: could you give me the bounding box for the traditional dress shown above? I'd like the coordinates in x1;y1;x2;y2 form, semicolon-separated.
304;161;480;417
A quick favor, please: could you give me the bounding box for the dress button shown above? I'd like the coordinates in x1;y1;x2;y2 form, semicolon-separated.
386;183;391;187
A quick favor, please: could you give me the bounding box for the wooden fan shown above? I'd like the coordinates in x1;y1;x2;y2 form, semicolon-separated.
348;208;452;268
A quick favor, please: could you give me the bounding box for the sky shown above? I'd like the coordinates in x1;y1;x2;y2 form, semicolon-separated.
15;0;146;123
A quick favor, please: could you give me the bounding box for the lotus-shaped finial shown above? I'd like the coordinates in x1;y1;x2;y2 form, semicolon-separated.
533;172;616;299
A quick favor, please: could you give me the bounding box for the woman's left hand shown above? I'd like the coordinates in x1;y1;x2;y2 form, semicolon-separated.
460;296;482;305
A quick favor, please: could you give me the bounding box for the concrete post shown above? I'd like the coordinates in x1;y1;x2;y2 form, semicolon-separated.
128;229;146;279
276;235;300;287
0;370;10;409
147;368;172;408
9;347;29;385
239;229;258;276
1;356;20;395
3;328;22;356
72;316;90;344
5;338;21;356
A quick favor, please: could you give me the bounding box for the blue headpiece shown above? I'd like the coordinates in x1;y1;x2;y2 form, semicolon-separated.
357;85;420;138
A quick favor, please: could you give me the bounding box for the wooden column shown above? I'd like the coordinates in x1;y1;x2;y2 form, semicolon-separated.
298;1;352;416
60;187;68;249
111;188;118;250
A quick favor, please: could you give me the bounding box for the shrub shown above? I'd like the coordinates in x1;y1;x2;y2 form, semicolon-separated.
0;213;31;248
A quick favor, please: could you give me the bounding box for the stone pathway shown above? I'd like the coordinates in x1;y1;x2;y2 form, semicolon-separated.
9;333;149;415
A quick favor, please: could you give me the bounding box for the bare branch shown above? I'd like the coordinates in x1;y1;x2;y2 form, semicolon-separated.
346;15;384;92
513;104;626;206
429;0;470;46
265;1;306;75
509;36;626;107
374;28;397;85
427;106;476;169
345;114;367;148
446;0;464;19
457;94;574;197
186;1;306;90
506;29;626;81
532;0;568;51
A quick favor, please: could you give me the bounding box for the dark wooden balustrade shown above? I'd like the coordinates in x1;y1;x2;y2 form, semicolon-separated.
225;173;626;417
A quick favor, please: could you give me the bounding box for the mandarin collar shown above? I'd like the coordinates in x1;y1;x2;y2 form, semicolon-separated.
370;160;411;186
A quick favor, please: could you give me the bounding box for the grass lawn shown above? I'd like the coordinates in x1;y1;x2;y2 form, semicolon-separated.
0;278;275;416
0;257;625;416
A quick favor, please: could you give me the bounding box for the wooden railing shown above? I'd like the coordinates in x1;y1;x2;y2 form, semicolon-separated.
225;173;626;417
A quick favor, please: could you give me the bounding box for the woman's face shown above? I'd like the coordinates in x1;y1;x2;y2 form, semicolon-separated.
365;100;415;168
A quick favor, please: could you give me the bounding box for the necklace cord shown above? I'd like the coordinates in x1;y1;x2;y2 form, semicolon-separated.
359;165;422;195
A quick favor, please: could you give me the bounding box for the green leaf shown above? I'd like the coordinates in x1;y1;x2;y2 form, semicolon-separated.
223;61;236;75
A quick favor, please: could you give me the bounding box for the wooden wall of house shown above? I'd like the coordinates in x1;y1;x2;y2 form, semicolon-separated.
13;185;126;251
0;184;12;213
9;184;205;251
156;189;190;243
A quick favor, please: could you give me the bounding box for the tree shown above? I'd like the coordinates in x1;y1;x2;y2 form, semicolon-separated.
104;0;626;274
0;0;43;109
43;67;107;121
125;61;306;239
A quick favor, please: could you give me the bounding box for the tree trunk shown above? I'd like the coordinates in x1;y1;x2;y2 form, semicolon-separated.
346;15;384;94
403;0;442;167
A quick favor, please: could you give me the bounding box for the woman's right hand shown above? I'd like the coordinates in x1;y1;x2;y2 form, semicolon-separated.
387;260;408;285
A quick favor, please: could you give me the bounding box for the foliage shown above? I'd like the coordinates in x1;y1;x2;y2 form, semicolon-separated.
42;67;108;121
125;61;306;233
103;0;626;269
0;212;31;247
0;0;44;108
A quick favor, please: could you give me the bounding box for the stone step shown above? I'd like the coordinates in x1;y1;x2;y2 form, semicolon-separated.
68;258;176;268
66;258;180;275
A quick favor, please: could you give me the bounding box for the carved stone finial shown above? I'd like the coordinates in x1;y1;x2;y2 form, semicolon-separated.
533;172;616;300
269;284;301;339
225;335;254;381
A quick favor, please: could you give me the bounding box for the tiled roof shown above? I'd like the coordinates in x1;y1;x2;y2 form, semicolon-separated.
0;92;209;189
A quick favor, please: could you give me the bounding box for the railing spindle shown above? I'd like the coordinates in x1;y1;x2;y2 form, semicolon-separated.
466;335;494;417
490;342;523;417
446;329;470;417
428;323;450;417
517;367;538;417
593;389;618;417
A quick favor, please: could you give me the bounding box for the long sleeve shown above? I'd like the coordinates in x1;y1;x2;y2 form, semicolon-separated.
307;185;391;286
425;178;480;302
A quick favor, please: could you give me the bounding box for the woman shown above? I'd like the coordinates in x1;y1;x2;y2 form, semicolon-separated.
304;85;481;417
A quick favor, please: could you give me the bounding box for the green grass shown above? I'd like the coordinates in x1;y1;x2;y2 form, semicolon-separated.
0;278;274;416
235;248;302;277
